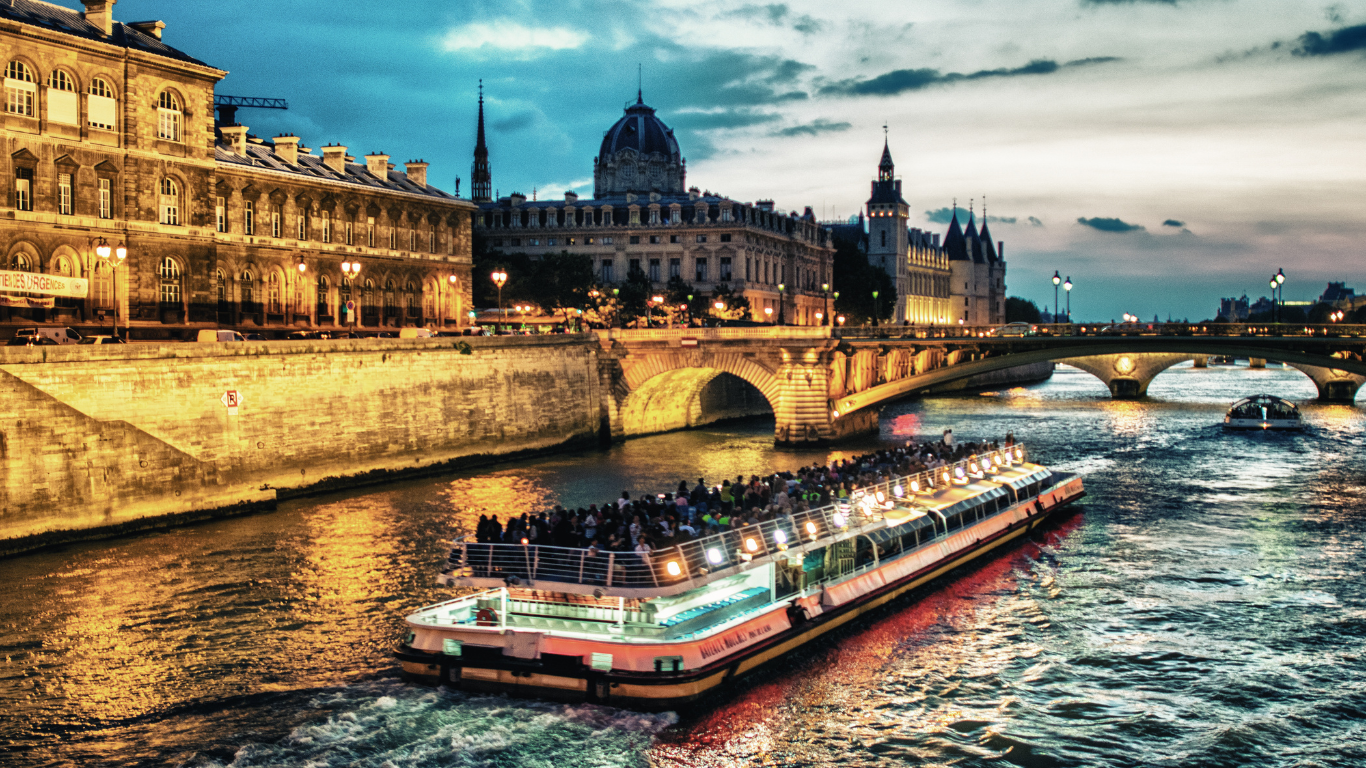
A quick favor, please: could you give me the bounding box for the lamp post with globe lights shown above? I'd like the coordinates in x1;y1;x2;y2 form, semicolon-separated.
491;269;507;332
871;289;879;328
341;261;362;333
93;238;127;339
1063;276;1072;324
1052;271;1061;323
777;283;785;326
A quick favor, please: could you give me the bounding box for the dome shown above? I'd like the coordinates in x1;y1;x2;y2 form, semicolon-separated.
598;97;679;160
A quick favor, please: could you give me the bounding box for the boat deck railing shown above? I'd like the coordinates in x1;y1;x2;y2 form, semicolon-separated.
448;446;1031;590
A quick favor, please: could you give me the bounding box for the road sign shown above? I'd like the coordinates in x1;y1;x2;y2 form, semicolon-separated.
221;390;242;416
345;300;355;311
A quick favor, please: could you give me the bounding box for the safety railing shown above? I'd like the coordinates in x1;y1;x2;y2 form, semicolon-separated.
448;445;1031;589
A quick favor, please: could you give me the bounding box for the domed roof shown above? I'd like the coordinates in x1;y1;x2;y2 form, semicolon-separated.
598;95;679;160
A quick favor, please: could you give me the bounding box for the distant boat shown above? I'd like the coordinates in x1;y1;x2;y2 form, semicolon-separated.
1224;395;1301;430
1210;355;1236;365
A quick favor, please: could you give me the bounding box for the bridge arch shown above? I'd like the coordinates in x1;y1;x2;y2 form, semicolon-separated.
615;351;780;437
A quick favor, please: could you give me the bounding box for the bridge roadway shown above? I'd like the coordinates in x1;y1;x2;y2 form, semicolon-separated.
598;323;1366;447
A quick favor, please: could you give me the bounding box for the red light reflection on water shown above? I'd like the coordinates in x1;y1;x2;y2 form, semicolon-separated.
650;513;1084;767
888;413;922;437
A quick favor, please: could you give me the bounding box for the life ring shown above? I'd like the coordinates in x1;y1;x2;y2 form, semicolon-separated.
476;607;498;626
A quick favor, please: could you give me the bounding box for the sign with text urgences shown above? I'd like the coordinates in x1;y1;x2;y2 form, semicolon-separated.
0;269;89;298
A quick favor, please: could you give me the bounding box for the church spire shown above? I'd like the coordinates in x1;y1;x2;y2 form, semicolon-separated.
878;126;894;182
471;80;492;203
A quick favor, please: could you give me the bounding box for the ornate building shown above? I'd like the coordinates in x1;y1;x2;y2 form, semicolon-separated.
0;0;473;338
476;93;835;324
851;141;1006;326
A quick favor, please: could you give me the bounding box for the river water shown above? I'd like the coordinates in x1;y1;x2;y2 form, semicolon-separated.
2;363;1364;768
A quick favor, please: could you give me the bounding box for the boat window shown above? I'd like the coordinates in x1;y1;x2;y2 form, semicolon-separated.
653;656;684;672
590;653;613;671
442;638;462;656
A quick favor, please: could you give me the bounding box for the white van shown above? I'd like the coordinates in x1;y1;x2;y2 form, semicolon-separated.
398;327;433;339
14;327;82;345
196;329;245;342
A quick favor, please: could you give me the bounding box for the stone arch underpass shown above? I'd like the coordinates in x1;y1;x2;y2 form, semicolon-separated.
834;342;1366;420
610;350;782;438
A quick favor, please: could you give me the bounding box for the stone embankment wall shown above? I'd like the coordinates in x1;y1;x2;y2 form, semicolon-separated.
0;336;602;553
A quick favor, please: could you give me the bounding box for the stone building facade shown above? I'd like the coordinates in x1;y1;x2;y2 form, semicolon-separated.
0;0;473;337
476;94;835;325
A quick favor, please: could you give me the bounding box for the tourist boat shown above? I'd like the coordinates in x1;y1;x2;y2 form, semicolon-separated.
1224;394;1302;430
395;446;1084;711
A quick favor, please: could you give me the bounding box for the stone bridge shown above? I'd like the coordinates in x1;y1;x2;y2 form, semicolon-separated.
596;326;1366;447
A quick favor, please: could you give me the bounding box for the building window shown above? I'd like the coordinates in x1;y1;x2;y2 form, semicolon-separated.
158;179;180;225
629;236;640;245
601;259;614;283
89;78;116;129
298;213;307;240
389;228;396;250
97;178;112;219
629;258;641;276
409;229;417;251
158;258;181;304
216;269;227;304
322;211;332;243
601;237;613;245
241;271;255;304
215;197;226;232
648;259;660;282
244;201;255;235
367;217;375;247
721;207;732;223
267;272;281;313
5;61;34;116
529;238;540;246
649;235;660;244
14;167;32;211
880;230;886;247
509;238;521;247
345;219;354;246
93;261;113;309
669;258;680;279
696;235;707;243
649;208;659;224
293;273;303;314
58;173;72;215
547;238;557;246
720;234;732;243
670;234;680;244
156;91;182;142
629;208;640;225
271;207;281;238
746;258;751;281
671;208;681;224
696;258;708;282
46;70;78;125
317;275;331;315
720;257;732;280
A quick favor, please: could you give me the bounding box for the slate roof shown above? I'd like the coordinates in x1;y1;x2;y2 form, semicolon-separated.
978;220;999;263
942;209;970;261
215;141;458;201
0;0;215;68
598;96;680;160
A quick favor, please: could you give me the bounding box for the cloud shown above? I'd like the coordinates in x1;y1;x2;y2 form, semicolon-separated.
441;22;588;53
493;111;536;132
1163;219;1185;227
1078;216;1145;232
925;207;1021;225
724;4;825;33
1080;0;1179;5
771;118;851;137
670;108;782;131
1028;216;1044;227
819;57;1119;97
1293;24;1366;56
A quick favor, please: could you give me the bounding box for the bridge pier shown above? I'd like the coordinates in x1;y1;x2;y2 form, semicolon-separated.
1286;363;1365;403
1057;354;1193;399
1193;355;1208;368
1249;357;1267;369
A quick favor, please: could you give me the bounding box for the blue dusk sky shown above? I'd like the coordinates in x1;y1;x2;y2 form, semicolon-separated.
96;0;1365;321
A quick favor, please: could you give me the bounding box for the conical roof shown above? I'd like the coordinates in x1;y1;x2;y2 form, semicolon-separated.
979;220;999;263
943;208;970;261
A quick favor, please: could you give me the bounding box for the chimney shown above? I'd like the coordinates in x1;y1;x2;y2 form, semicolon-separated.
220;125;248;156
322;144;347;173
273;134;300;166
365;153;390;180
998;241;1005;260
128;20;165;40
564;191;578;204
404;160;428;188
81;0;115;36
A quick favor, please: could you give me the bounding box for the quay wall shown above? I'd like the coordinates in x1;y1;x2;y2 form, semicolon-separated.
0;336;603;552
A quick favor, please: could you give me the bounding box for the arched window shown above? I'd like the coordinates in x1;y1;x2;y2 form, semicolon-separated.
384;279;396;317
5;61;34;116
317;275;331;316
292;270;303;315
363;279;375;307
216;269;227;303
156;91;181;141
158;258;181;304
423;281;436;318
47;70;74;91
12;252;32;271
93;261;113;309
159;179;179;225
267;271;281;314
54;256;76;308
88;77;117;130
241;271;255;305
406;282;419;317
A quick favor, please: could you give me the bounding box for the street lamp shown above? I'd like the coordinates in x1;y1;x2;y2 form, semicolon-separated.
447;274;457;327
650;294;664;328
837;315;845;327
871;289;879;328
491;269;507;331
764;306;773;323
1063;276;1072;323
93;238;128;339
1052;271;1061;324
1276;269;1285;323
341;261;362;333
832;291;839;327
777;283;786;326
822;282;830;327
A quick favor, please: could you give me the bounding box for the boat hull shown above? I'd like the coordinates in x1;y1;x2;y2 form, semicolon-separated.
396;479;1086;711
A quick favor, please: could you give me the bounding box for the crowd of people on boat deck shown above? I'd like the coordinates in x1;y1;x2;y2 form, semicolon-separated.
470;433;1013;559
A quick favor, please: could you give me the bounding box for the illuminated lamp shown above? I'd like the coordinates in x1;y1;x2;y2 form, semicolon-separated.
875;491;886;503
745;538;759;553
805;521;818;538
666;561;682;577
909;480;920;493
1015;448;1023;460
833;512;847;528
520;537;529;545
893;484;904;498
706;548;723;565
942;472;951;484
774;529;788;545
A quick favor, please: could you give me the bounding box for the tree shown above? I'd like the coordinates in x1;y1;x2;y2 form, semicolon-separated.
525;251;595;324
615;262;653;326
830;233;896;324
1005;297;1042;324
710;282;751;322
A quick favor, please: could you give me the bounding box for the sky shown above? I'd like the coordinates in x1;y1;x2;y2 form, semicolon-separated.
95;0;1365;321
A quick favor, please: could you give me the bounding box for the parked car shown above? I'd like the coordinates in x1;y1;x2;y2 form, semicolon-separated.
196;329;245;342
399;328;433;339
244;333;267;341
77;335;126;345
6;336;58;346
14;327;81;345
994;322;1037;337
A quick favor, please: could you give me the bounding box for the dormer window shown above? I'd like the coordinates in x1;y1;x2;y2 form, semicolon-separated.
157;91;182;141
5;61;35;116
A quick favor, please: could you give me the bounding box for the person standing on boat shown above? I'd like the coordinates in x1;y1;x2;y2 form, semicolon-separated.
634;536;653;585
